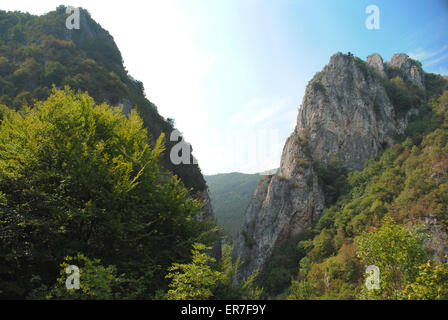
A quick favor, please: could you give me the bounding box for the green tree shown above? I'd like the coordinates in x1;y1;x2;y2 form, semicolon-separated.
44;61;66;85
314;158;349;206
287;279;316;300
403;260;448;300
0;88;215;299
166;243;223;300
213;243;263;300
356;218;428;299
47;253;119;300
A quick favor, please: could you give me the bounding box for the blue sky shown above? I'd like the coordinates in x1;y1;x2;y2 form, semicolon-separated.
1;0;447;174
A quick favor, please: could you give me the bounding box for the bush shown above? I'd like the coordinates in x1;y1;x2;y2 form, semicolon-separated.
356;217;428;299
314;158;349;206
47;253;119;300
313;80;325;93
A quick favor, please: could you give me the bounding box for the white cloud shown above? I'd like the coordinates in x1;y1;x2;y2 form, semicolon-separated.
231;97;296;127
424;52;448;67
408;45;448;61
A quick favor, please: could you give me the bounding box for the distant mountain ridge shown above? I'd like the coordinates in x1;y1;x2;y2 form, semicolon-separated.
205;168;279;238
258;168;279;175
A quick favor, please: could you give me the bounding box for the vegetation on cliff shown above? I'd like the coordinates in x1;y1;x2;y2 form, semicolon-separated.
0;6;206;192
285;78;448;299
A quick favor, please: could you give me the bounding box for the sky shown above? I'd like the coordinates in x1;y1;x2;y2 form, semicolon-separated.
1;0;447;175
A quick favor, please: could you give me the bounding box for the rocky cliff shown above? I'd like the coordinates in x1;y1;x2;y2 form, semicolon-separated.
233;52;427;280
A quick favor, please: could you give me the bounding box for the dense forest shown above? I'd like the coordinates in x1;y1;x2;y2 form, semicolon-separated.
205;172;263;238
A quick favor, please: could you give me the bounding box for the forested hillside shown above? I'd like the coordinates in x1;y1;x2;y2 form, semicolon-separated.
0;7;226;299
0;6;206;192
205;172;263;238
0;88;218;298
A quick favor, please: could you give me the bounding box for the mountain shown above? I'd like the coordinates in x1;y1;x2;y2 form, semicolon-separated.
0;7;219;248
205;172;264;239
0;7;222;298
258;168;279;175
0;6;209;191
232;52;448;296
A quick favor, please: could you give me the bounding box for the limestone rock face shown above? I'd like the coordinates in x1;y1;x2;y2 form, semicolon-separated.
233;52;426;281
387;53;425;89
297;52;402;171
367;53;387;78
232;137;325;281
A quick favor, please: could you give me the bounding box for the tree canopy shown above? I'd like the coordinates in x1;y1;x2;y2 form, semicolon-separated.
0;88;215;299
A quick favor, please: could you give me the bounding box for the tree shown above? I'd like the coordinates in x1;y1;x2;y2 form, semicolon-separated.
314;158;349;206
0;88;215;299
46;253;119;300
166;243;223;300
287;279;316;300
356;217;428;299
403;260;448;300
44;61;66;85
213;243;263;300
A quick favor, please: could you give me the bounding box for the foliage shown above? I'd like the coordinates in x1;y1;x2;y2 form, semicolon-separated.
205;172;263;238
47;253;118;300
403;260;448;300
287;279;315;300
382;76;425;117
0;88;215;299
166;243;223;300
165;242;263;300
356;218;428;299
213;243;263;300
314;158;350;206
313;80;325;93
425;73;448;101
258;230;313;297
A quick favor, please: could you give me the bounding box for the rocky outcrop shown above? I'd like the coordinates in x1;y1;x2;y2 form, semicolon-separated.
386;53;425;89
118;98;133;117
233;52;426;280
297;52;405;171
367;53;387;78
418;215;448;262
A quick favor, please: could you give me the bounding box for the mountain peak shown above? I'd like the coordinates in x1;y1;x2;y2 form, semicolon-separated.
386;53;425;89
233;52;429;282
